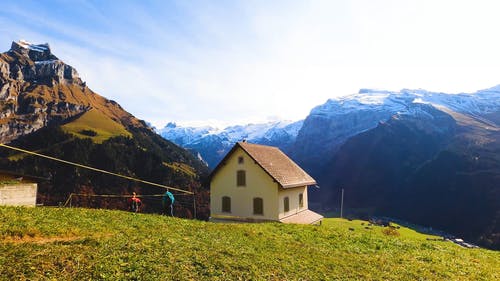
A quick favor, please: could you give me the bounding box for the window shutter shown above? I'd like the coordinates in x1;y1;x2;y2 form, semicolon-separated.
222;196;231;213
284;197;290;212
253;197;263;215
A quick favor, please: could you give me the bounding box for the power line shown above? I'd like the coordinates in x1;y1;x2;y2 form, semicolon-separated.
0;143;193;195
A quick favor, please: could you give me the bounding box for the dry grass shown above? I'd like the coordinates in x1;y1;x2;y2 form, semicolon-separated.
61;108;131;143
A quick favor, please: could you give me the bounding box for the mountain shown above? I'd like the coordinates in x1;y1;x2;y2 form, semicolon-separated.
297;88;500;249
0;40;209;217
158;120;303;168
161;86;500;248
293;87;500;171
0;40;145;143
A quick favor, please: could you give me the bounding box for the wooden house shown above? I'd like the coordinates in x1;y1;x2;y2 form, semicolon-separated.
210;141;323;224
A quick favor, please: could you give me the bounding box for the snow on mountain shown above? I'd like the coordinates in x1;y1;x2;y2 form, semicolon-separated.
158;120;303;168
222;120;302;144
159;85;500;169
293;86;500;168
158;122;218;146
306;87;500;136
16;40;50;52
159;120;301;147
320;87;500;117
10;40;57;63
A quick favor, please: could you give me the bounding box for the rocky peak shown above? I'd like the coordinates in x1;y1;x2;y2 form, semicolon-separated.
10;40;58;62
3;40;80;83
165;122;177;128
0;40;142;143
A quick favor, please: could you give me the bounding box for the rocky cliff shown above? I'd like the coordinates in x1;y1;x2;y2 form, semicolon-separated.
0;40;142;143
0;41;209;218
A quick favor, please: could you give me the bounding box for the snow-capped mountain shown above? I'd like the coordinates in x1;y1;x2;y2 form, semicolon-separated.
158;120;303;167
160;86;500;170
293;86;500;167
291;86;500;249
323;86;500;115
159;122;217;146
158;86;499;248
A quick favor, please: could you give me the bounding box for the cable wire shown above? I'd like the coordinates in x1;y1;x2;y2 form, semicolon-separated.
0;143;193;194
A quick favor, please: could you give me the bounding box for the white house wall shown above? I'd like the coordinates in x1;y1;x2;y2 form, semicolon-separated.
211;147;279;221
278;186;308;220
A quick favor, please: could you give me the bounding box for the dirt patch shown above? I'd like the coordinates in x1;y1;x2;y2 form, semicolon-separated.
1;233;112;244
2;235;83;244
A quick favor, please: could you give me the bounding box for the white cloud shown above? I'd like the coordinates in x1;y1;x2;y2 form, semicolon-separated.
1;0;500;128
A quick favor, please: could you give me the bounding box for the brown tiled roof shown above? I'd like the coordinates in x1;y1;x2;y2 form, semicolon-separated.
280;209;324;224
237;141;316;188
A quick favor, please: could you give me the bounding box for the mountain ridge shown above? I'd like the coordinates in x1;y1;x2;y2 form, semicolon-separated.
0;40;146;143
161;86;500;248
294;87;499;169
0;40;209;217
158;119;303;167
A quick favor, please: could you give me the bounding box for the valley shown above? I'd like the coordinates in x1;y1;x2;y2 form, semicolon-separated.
0;39;498;250
161;88;500;249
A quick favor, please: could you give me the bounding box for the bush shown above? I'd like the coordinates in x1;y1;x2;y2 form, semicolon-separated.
382;227;400;236
79;129;98;136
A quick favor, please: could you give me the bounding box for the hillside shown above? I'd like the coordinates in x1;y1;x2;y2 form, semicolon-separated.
1;206;499;280
293;87;500;171
60;108;132;143
0;40;209;217
320;102;500;249
162;87;500;249
0;41;144;143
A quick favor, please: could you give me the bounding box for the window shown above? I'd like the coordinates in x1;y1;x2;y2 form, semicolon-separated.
238;156;244;164
253;197;263;215
222;196;231;213
284;196;290;213
299;193;304;208
237;170;246;187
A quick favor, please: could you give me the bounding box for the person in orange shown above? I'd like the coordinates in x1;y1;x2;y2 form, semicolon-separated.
129;192;142;213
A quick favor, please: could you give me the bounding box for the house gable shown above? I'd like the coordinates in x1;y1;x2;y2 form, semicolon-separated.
210;142;323;224
211;142;316;189
210;146;279;221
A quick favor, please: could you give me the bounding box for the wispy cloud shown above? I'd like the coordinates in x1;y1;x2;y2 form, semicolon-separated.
2;0;500;128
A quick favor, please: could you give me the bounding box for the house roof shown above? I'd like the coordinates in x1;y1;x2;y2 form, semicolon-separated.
211;141;317;188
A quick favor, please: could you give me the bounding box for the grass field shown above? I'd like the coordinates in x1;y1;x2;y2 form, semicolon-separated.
0;206;498;280
61;108;131;143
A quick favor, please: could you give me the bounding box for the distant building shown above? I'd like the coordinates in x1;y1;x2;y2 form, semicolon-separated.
0;171;37;207
210;141;323;224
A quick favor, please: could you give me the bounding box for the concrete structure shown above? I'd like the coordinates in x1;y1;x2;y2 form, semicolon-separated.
210;141;323;224
0;183;37;206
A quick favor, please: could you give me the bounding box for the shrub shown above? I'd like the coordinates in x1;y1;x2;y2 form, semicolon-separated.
382;227;400;236
79;129;98;136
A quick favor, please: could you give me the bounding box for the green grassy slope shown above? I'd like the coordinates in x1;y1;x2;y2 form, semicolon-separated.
61;108;132;143
0;207;498;280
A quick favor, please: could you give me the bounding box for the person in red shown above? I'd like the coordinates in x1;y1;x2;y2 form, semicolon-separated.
129;192;142;213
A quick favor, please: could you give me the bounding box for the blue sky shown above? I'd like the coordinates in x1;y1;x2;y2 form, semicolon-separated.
1;0;500;128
